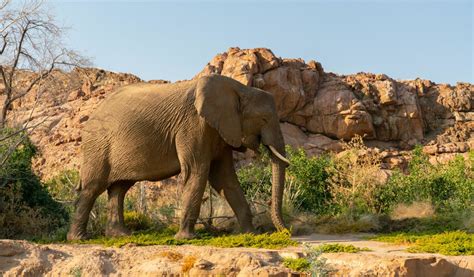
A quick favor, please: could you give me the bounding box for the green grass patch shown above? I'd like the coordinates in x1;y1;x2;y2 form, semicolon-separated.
316;243;370;253
283;257;311;272
372;231;474;256
68;228;297;249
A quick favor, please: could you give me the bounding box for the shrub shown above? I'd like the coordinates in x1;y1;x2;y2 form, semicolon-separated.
0;183;56;238
124;210;155;231
237;138;473;234
327;135;386;216
286;147;331;214
237;149;272;201
44;169;80;215
87;194;108;237
0;130;68;238
302;242;332;276
44;169;80;203
44;169;112;237
283;257;311;272
238;146;331;215
379;147;473;215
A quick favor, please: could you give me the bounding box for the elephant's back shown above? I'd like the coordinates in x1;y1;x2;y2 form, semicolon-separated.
84;80;196;134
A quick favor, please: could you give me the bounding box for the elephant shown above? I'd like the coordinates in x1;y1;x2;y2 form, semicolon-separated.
66;74;289;240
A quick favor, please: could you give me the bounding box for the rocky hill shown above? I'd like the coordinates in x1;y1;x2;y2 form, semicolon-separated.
5;47;473;180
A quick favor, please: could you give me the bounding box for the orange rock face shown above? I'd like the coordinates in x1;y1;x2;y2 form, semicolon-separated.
4;48;472;179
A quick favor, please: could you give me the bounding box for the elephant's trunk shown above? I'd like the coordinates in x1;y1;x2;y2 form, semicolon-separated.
270;153;286;231
261;119;287;231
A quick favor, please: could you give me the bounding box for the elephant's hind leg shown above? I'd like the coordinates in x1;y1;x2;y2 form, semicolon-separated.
67;181;108;240
105;181;134;237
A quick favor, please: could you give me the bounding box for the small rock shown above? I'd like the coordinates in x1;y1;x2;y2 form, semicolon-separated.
194;259;213;269
78;115;89;123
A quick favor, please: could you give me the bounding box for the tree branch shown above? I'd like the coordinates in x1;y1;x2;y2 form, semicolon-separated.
0;65;8;90
0;32;7;55
8;20;30;89
8;56;57;104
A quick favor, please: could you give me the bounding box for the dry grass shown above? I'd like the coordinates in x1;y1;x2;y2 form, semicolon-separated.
312;214;381;234
0;185;60;238
391;201;435;220
181;255;197;273
328;135;386;215
157;250;183;261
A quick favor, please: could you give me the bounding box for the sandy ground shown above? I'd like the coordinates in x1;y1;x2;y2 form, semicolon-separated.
1;234;473;276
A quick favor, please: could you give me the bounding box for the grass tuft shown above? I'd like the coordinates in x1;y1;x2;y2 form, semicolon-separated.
316;243;371;253
372;230;474;256
158;250;183;261
70;228;297;249
181;255;197;273
283;257;311;272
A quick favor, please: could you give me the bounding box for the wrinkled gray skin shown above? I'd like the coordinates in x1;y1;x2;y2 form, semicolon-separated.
67;75;288;240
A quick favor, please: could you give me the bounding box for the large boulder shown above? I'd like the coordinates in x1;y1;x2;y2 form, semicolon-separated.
196;47;322;119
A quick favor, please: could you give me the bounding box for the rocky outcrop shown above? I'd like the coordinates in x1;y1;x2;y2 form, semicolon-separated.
197;47;472;167
7;68;143;179
4;47;472;179
1;239;473;277
197;47;472;147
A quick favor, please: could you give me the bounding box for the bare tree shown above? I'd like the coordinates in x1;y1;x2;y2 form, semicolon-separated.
0;0;87;165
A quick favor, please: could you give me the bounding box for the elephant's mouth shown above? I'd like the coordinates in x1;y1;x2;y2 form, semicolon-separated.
264;145;289;166
242;135;261;151
240;136;289;166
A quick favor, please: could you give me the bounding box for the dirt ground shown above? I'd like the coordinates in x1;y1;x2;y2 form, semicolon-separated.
1;234;473;276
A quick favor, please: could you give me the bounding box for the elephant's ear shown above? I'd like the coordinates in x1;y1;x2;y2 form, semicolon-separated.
194;75;242;148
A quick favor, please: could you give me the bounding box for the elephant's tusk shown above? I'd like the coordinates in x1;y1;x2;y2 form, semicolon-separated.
268;145;290;165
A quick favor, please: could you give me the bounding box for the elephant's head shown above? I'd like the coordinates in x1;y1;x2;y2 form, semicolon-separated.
194;74;288;230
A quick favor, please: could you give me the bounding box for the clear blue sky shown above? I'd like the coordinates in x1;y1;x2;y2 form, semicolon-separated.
52;0;473;84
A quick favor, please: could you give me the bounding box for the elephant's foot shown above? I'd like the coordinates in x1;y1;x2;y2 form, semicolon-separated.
67;228;88;241
105;225;131;237
174;230;196;240
241;224;256;234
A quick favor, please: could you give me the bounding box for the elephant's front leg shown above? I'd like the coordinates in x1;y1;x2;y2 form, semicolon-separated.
175;166;210;239
209;149;255;233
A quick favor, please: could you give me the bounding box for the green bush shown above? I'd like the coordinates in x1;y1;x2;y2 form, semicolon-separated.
378;147;473;215
237;146;331;214
0;130;68;238
286;147;331;213
44;169;80;215
44;169;110;237
326;136;387;216
124;210;155;231
283;258;311;272
237;149;272;201
237;141;472;234
45;169;80;202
